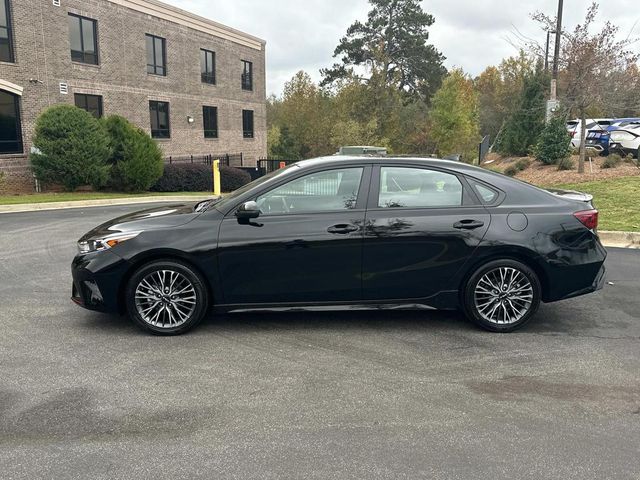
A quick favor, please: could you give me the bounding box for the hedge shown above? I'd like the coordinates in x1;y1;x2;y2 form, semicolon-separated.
151;164;252;192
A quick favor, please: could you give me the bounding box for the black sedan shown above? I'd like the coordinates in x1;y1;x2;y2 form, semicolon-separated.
72;156;607;334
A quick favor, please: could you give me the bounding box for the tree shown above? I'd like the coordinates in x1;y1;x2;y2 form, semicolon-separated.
429;70;480;161
603;64;640;118
30;105;111;191
475;51;537;145
320;0;446;100
535;115;571;165
498;63;548;156
268;125;301;159
274;71;333;158
532;2;639;172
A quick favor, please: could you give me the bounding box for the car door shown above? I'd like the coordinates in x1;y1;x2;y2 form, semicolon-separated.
217;165;371;305
362;165;491;301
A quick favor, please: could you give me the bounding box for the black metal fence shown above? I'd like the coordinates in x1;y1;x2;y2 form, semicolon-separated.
257;157;298;174
165;153;244;167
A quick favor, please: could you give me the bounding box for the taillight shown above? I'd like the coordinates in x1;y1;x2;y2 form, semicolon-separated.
574;209;598;230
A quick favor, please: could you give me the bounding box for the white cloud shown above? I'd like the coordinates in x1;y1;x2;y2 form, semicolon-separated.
165;0;640;94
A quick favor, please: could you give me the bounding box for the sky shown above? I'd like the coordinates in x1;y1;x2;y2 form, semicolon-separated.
168;0;640;96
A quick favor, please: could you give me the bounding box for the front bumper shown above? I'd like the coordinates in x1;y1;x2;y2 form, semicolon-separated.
71;250;130;314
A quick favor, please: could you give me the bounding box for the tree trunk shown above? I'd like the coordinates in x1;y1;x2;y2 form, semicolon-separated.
578;108;586;174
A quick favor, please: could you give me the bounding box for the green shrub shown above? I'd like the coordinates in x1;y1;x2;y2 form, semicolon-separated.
515;158;531;171
557;157;574;171
504;165;519;177
624;154;635;164
602;154;622;169
220;165;251;192
102;115;163;192
535;115;572;165
30;105;111;191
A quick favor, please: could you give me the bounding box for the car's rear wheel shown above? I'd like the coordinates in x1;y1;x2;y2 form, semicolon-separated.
462;259;541;332
125;260;209;335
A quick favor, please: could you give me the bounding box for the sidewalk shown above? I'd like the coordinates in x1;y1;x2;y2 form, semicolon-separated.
0;195;214;214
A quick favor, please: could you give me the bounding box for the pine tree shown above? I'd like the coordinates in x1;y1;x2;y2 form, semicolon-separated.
498;63;548;157
535;115;571;165
320;0;446;100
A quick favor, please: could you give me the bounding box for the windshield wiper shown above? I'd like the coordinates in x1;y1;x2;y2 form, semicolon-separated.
194;196;223;213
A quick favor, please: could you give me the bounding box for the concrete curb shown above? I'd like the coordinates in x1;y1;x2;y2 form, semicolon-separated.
599;231;640;249
0;195;214;214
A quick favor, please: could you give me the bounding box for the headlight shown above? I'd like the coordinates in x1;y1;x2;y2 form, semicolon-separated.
78;232;141;254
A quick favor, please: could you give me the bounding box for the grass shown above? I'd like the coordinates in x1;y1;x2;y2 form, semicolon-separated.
0;191;212;206
551;176;640;232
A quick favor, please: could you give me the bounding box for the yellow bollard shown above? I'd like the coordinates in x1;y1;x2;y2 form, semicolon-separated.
212;159;221;196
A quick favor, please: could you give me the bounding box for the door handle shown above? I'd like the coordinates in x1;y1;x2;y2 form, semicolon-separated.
453;219;485;230
327;224;359;234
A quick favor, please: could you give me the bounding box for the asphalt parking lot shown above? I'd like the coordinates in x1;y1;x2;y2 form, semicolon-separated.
1;203;639;479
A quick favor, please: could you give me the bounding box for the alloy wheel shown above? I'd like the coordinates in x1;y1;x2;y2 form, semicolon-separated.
134;269;197;328
473;267;534;325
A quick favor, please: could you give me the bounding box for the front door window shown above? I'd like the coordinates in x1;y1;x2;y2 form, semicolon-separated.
256;168;364;215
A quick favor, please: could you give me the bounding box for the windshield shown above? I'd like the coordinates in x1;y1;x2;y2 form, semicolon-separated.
214;163;300;210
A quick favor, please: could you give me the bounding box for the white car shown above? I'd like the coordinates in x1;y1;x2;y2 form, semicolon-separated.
609;126;640;158
566;118;612;148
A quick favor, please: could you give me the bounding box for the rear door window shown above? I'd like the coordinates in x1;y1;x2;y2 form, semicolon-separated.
377;167;463;208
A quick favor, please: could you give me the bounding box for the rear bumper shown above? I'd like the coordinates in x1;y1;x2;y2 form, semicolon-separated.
548;263;606;302
543;233;607;303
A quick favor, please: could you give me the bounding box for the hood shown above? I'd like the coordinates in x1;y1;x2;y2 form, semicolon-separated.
79;202;204;241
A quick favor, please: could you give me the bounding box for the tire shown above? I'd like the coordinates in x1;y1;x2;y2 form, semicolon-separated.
125;259;209;335
636;146;640;160
462;259;541;333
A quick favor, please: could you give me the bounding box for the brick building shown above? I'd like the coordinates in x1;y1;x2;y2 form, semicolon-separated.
0;0;267;193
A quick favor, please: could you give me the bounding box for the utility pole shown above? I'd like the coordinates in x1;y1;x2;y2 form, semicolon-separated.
550;0;563;101
546;0;563;122
544;30;551;72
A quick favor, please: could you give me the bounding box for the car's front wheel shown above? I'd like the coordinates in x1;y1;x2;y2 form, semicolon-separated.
125;260;209;335
462;259;541;332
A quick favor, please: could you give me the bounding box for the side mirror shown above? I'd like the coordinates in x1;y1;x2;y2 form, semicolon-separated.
235;201;260;219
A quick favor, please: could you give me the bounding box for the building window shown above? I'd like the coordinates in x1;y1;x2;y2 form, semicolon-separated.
241;60;253;91
68;14;98;65
0;0;14;63
149;101;170;138
203;106;218;139
0;90;22;154
146;34;166;76
74;93;103;118
200;49;215;85
242;109;254;138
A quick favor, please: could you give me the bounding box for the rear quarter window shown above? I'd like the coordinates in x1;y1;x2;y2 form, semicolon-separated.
466;178;500;205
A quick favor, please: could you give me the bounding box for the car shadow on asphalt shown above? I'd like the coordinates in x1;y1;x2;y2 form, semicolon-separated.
78;300;617;337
